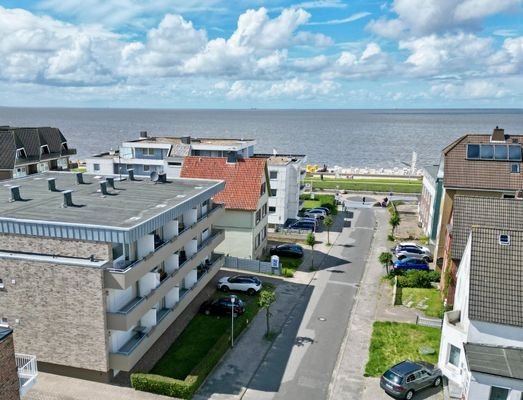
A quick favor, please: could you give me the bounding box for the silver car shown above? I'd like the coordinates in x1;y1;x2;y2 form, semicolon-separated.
395;246;433;262
380;360;442;399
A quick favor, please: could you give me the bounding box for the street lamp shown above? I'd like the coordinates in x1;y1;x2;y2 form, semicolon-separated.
230;296;235;348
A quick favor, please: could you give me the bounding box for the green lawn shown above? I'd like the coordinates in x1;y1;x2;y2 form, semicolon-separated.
305;177;421;193
151;292;261;379
301;193;337;215
365;321;441;377
401;288;444;318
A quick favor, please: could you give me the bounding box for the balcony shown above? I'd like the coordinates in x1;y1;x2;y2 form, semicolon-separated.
16;353;38;397
106;230;225;330
109;254;225;371
105;205;224;289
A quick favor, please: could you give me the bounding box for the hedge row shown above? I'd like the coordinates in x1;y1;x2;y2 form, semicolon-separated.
131;332;231;398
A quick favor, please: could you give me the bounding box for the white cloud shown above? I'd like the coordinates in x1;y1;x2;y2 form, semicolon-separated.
308;12;371;26
290;0;347;9
493;29;519;37
368;0;522;38
430;80;511;98
226;78;337;99
327;43;393;79
291;55;329;72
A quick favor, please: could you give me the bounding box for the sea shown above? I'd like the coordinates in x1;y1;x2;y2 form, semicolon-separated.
1;108;522;169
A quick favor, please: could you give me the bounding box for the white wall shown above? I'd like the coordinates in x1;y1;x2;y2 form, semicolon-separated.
106;286;136;313
110;326;136;353
467;372;523;400
137;234;154;259
164;254;179;274
163;220;179;241
85;157;115;175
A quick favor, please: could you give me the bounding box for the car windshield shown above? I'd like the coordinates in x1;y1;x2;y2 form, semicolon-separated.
383;370;402;384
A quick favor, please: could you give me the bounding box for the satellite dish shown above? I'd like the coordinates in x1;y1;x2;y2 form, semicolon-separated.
150;171;159;182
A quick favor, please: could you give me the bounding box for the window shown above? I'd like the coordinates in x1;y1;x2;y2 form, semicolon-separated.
40;145;50;155
143;148;155;156
143;165;150;172
467;144;480;159
271;189;277;196
0;278;4;289
511;163;520;173
261;226;267;240
448;344;460;367
467;144;522;161
260;182;266;196
256;209;261;224
509;145;522;160
16;148;27;159
262;203;267;217
481;144;494;159
495;145;508;159
489;387;509;400
269;206;276;213
270;171;278;180
93;163;100;171
0;317;7;326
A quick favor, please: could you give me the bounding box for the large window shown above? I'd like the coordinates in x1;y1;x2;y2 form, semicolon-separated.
270;171;278;180
143;148;155;156
489;387;509;400
467;144;522;161
448;344;461;367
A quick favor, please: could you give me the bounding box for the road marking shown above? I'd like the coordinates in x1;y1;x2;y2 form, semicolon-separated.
327;281;360;288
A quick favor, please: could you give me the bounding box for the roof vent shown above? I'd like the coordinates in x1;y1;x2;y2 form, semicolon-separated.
106;177;116;190
47;178;59;192
499;234;510;246
491;126;506;142
128;169;135;181
181;136;191;145
158;172;167;183
76;172;86;184
9;186;22;202
140;131;148;138
62;190;74;208
99;181;109;196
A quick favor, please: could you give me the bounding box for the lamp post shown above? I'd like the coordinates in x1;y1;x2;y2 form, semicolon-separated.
230;296;235;348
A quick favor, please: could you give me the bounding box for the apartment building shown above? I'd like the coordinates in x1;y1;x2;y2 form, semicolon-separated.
253;154;307;228
0;327;20;400
434;127;523;303
0;126;76;180
439;227;523;400
0;171;225;381
85;132;255;178
181;156;269;260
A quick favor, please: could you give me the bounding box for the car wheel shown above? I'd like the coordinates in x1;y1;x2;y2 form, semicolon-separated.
433;377;441;387
204;309;211;316
405;390;415;400
247;288;256;296
221;285;229;292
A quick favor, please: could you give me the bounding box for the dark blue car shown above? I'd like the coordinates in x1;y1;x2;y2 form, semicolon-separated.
393;257;429;271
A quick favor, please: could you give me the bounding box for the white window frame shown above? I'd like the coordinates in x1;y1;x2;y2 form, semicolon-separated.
448;344;461;367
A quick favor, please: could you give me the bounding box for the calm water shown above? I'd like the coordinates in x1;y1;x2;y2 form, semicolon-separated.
1;108;522;169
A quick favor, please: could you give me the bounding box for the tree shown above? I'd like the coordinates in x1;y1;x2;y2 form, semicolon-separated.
379;251;393;274
389;212;401;236
258;289;276;337
324;215;334;245
305;232;316;269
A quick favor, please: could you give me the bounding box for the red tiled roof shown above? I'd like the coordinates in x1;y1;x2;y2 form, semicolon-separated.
181;156;267;211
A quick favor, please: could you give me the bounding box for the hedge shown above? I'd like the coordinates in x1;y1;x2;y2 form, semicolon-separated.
131;332;231;398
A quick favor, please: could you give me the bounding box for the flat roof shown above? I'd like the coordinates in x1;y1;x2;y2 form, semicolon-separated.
126;137;255;147
253;153;306;165
464;343;523;379
0;172;224;243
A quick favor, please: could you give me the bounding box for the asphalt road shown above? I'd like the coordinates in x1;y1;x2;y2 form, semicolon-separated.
242;208;376;400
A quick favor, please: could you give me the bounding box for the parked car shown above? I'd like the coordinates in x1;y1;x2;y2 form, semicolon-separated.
270;243;304;258
299;217;318;224
199;296;245;316
393;242;431;254
396;246;433;262
380;360;442;400
218;275;262;295
393;258;430;271
316;206;331;215
288;220;316;232
304;208;327;220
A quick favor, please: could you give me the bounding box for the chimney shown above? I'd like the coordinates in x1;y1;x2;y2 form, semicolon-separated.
159;172;167;183
99;181;109;196
492;126;505;142
47;178;58;192
106;177;116;189
76;172;86;184
128;169;135;181
9;186;22;202
62;190;74;207
226;152;237;164
181;136;191;145
140;131;148;138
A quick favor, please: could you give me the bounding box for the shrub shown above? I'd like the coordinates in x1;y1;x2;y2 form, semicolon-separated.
282;267;294;278
387;234;395;242
395;270;441;288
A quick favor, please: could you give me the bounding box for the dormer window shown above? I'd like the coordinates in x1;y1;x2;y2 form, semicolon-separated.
499;234;510;246
40;145;50;155
62;142;69;151
16;148;27;159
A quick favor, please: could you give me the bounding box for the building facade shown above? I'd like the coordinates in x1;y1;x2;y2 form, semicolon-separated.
418;164;443;243
439;227;523;400
0;171;225;381
0;327;20;400
181;156;270;260
0;126;76;180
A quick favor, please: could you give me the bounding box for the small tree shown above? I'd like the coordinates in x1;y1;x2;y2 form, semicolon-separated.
389;212;401;236
305;232;316;269
324;215;334;245
258;289;276;337
379;251;393;274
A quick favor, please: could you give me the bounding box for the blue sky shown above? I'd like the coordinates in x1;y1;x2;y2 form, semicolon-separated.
0;0;522;108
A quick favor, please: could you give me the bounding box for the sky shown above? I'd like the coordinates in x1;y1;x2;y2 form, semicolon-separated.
0;0;522;108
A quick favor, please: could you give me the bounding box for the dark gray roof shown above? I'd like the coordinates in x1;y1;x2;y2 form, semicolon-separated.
0;326;13;341
464;343;523;379
469;227;523;327
0;131;16;169
452;196;523;260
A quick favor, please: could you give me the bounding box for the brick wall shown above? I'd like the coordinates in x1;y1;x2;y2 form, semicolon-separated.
0;239;110;373
0;332;20;400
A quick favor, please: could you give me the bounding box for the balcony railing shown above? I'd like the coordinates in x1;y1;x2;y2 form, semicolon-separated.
16;353;38;398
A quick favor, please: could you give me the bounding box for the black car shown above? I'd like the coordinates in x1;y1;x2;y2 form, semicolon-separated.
199;296;245;317
270;244;304;258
